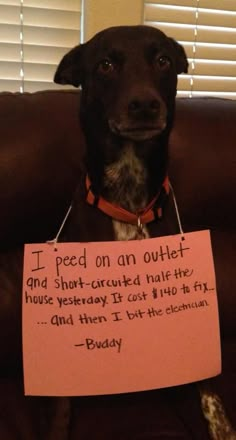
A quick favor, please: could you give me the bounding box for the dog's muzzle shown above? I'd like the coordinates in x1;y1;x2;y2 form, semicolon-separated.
109;96;167;141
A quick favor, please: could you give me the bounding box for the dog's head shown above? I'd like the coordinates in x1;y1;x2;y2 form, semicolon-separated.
55;26;188;144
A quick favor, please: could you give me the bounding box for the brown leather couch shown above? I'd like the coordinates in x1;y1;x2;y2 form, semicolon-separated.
0;91;235;439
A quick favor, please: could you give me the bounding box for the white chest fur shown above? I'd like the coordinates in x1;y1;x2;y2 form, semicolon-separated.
104;144;148;212
105;143;150;241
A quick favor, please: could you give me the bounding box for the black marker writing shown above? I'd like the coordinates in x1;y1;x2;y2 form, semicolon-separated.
31;250;45;272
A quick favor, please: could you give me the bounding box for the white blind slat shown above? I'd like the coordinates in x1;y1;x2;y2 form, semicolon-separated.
197;11;236;28
183;43;236;62
190;60;236;77
23;7;80;30
0;4;20;24
195;27;236;45
24;63;56;81
145;1;198;7
178;75;236;92
178;91;236;99
0;61;22;79
24;45;72;64
0;79;21;92
0;24;21;43
147;23;198;42
18;81;72;93
144;0;236;98
23;26;80;47
24;0;81;12
0;44;21;62
145;7;196;25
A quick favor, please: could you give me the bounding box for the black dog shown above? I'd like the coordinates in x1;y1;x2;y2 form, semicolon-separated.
0;24;233;440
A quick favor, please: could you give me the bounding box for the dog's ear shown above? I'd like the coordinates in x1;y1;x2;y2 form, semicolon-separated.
54;44;85;87
169;38;188;74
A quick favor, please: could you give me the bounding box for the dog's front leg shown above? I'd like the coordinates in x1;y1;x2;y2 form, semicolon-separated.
200;388;236;440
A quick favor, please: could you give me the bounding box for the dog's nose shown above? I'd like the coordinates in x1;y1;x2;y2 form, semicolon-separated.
128;97;160;116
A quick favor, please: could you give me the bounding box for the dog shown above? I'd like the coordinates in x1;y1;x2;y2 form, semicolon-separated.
0;24;234;440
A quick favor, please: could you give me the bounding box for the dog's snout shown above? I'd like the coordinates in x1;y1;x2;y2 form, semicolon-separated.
128;96;161;117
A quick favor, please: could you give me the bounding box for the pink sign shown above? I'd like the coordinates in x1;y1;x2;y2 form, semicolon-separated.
22;230;221;396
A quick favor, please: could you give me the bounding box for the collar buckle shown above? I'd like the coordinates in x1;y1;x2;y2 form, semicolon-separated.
136;216;146;239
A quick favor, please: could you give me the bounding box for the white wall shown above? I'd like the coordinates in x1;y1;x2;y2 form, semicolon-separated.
83;0;144;41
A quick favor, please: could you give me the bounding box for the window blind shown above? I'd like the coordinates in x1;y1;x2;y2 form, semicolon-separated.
0;0;81;93
144;0;236;98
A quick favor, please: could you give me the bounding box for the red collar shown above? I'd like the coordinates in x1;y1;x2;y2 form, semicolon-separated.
85;175;169;225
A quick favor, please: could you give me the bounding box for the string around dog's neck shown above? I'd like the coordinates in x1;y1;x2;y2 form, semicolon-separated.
85;174;169;226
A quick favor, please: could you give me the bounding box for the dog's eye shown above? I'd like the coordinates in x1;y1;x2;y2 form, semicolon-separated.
97;59;114;74
155;55;171;71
